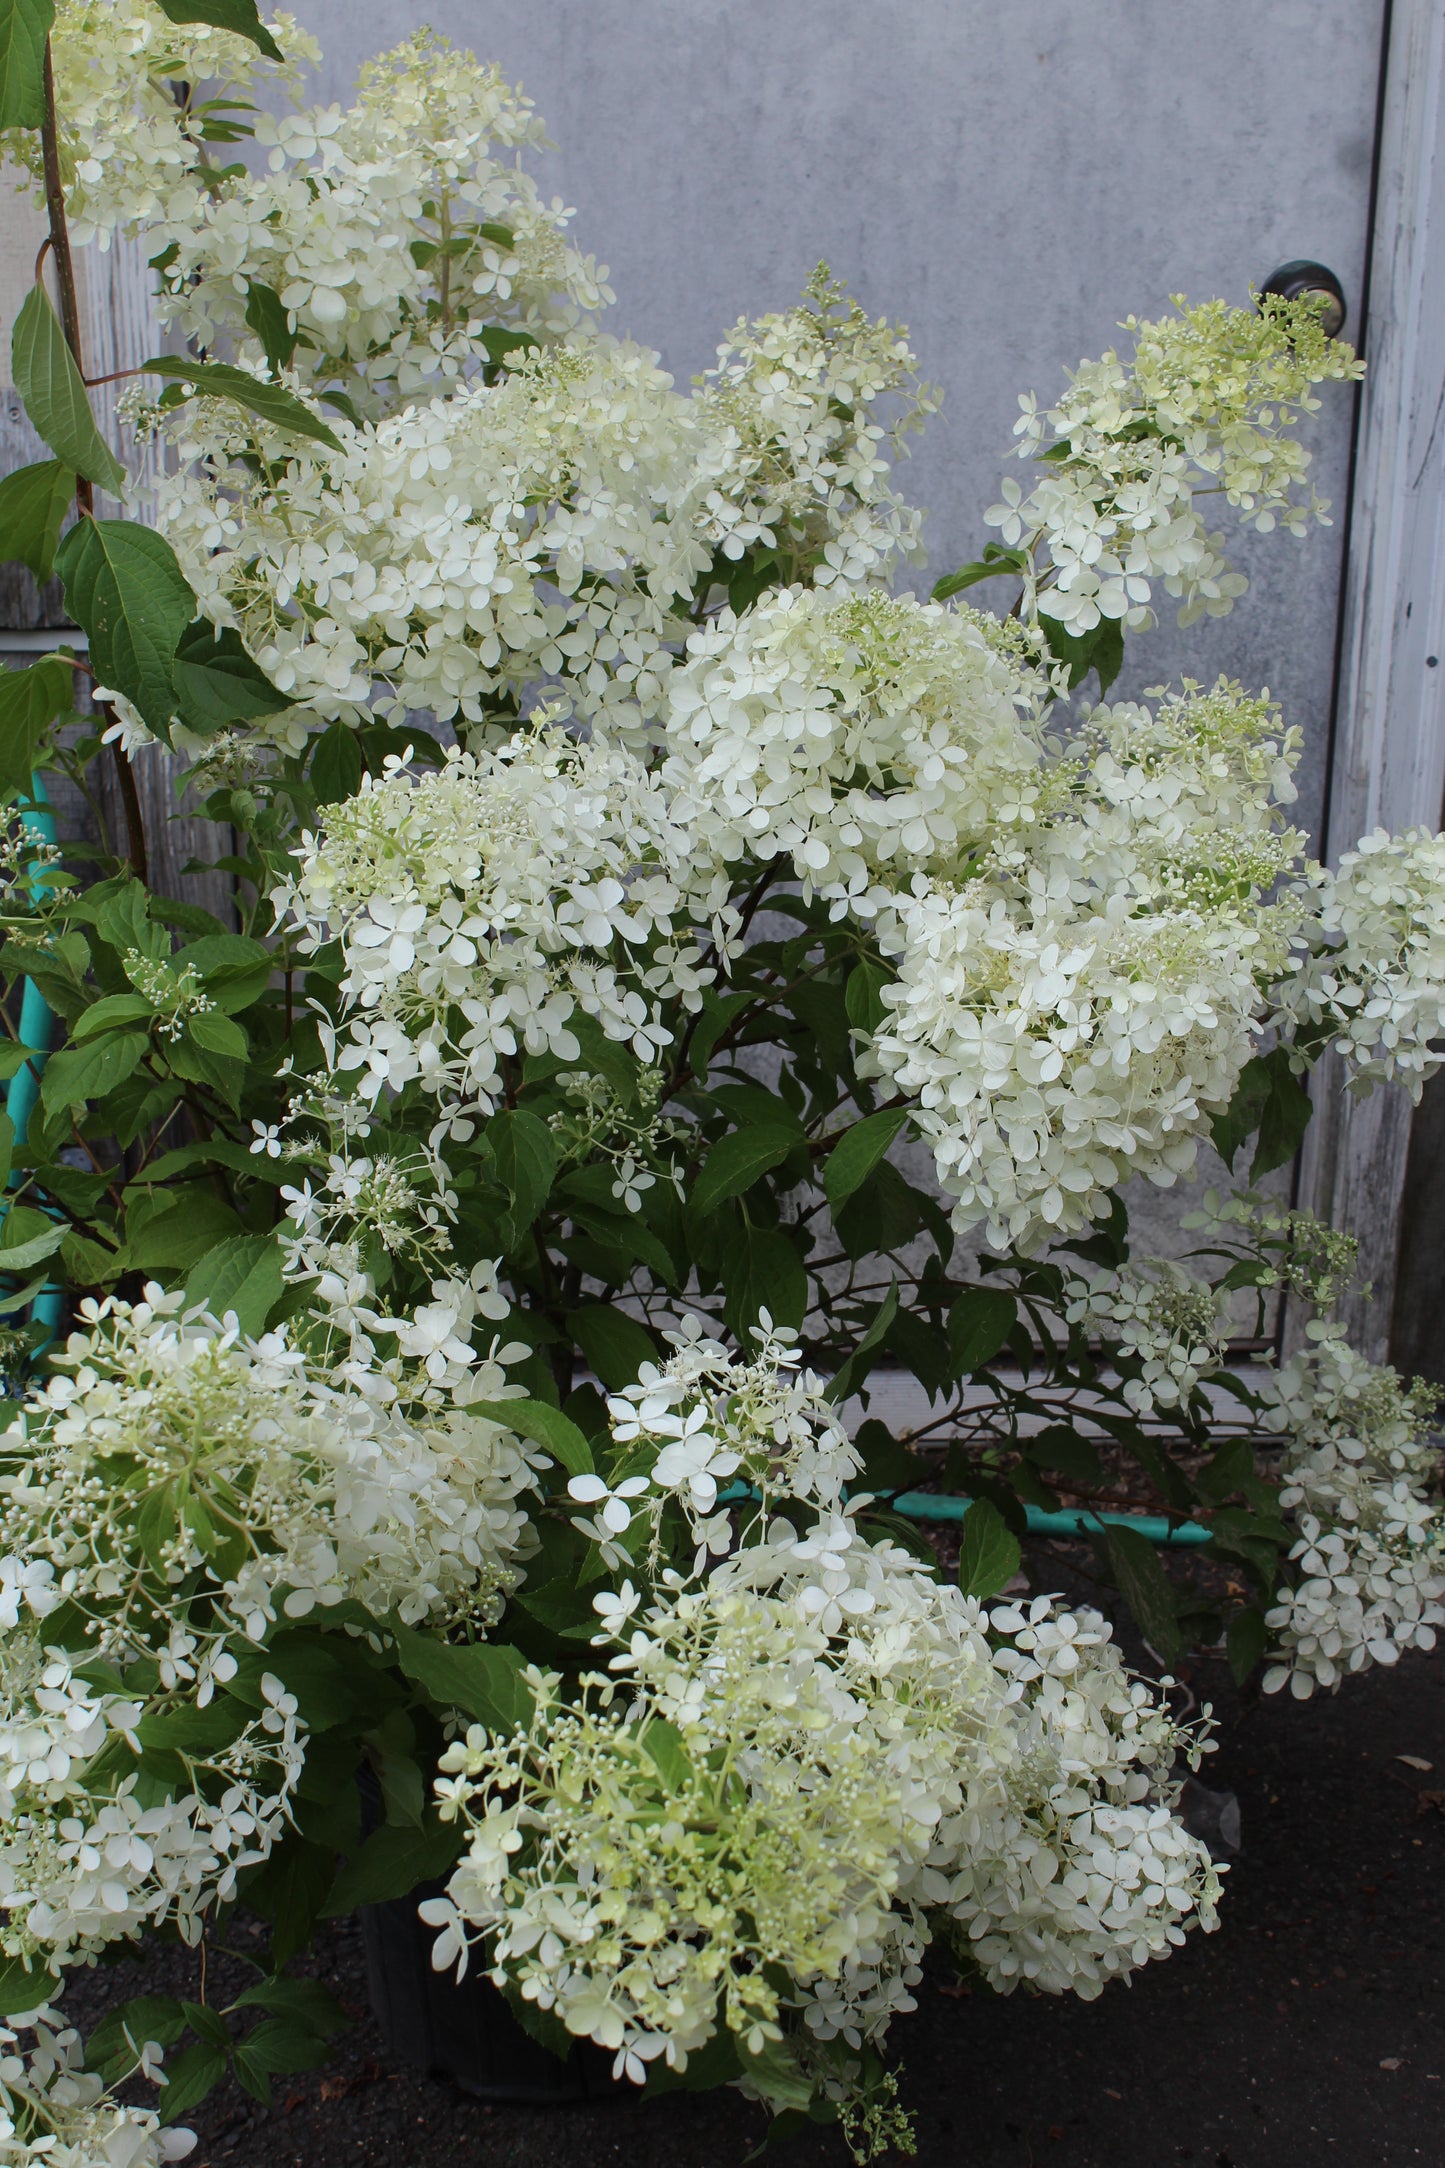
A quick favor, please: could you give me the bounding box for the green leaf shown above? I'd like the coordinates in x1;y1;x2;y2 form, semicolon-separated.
54;518;195;739
721;1223;807;1342
84;1996;187;2084
175;931;274;1011
822;1105;909;1216
0;0;53;129
153;0;283;63
320;1818;461;1916
843;957;890;1037
930;545;1029;602
567;1302;657;1390
232;1976;349;2038
157;2040;228;2124
72;993;154;1041
389;1621;534;1733
11;283;125;492
1227;1605;1268;1685
243;279;299;372
0;1951;51;2014
826;1284;900;1405
947;1287;1017;1378
170;619;294;732
309;720;363;805
184;1233;285;1335
956;1497;1021;1599
40;1028;148;1115
243;1833;336;1969
0;458;74;581
187;1010;248;1059
1037;609;1126;695
693;1124;797;1217
474;1396;594;1477
0;653;71;797
488;1106;557;1237
143;355;341;449
0;1213;64;1272
234;2016;330;2079
1105;1523;1183;1663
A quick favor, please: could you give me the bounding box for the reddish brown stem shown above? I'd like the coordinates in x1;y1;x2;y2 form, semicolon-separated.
41;38;148;886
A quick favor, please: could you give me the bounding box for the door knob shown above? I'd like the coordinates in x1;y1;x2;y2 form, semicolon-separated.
1260;261;1347;338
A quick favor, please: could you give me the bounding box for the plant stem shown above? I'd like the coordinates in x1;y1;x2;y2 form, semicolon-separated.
41;38;150;888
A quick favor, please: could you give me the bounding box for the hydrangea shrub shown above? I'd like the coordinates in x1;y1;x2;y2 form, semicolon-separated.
0;2;1441;2157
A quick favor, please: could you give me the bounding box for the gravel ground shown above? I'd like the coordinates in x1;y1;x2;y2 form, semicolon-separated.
66;1647;1445;2168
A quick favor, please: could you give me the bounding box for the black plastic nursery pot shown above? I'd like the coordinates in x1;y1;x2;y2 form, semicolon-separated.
360;1885;624;2105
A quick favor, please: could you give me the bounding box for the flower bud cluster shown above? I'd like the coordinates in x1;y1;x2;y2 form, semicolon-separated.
1064;1261;1235;1415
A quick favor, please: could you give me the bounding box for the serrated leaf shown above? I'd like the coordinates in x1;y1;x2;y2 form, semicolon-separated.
243;278;299;372
567;1302;657;1390
1037;609;1126;694
157;2040;228;2124
956;1498;1021;1599
930;546;1028;601
320;1818;461;1916
0;458;74;581
1105;1523;1183;1663
822;1105;909;1216
0;653;72;797
232;1975;348;2037
843;957;889;1037
84;1996;187;2084
947;1287;1017;1378
309;720;363;805
184;1233;285;1336
54;518;195;739
170;619;294;731
488;1106;557;1236
692;1124;797;1217
721;1223;807;1342
0;1216;64;1271
389;1622;534;1734
11;284;125;491
153;0;283;62
0;1951;51;2014
187;1010;248;1059
143;355;340;449
473;1396;593;1477
40;1028;148;1115
1224;1606;1268;1686
242;1833;335;1968
0;0;54;129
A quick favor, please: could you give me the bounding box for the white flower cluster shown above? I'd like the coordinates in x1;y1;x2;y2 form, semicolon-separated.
8;2;319;250
694;268;936;589
1275;829;1445;1097
283;729;719;1122
662;587;1047;904
0;2007;194;2168
0;1634;302;1974
1065;1261;1235;1415
0;1287;540;1640
864;678;1309;1248
425;1329;1219;2095
986;297;1362;634
1261;1325;1445;1697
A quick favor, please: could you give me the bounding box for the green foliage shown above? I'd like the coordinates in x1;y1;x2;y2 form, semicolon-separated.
143;355;343;449
0;0;54;130
153;0;283;62
0;457;75;581
0;652;72;796
54;518;196;739
11;284;125;492
956;1499;1021;1599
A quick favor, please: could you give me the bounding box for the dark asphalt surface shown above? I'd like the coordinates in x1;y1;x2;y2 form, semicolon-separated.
68;1648;1445;2167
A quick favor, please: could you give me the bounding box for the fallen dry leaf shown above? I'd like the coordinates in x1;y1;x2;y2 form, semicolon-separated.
1396;1755;1433;1772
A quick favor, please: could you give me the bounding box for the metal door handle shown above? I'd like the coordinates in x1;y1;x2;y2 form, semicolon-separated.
1261;261;1347;337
